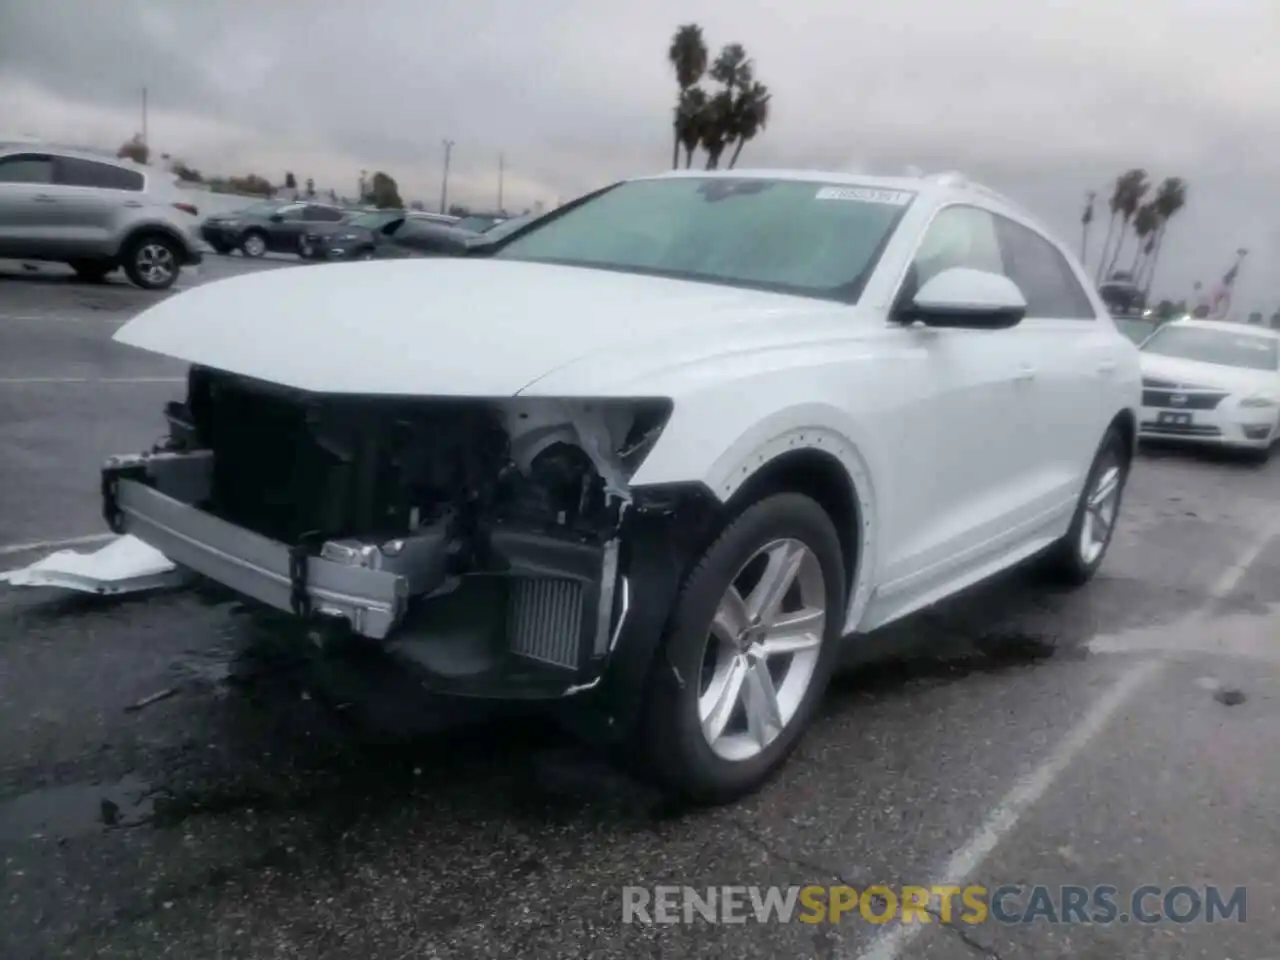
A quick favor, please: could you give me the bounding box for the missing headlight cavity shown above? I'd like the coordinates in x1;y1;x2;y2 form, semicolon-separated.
174;371;671;548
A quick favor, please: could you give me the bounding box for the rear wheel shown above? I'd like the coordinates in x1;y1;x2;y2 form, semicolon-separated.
1040;425;1130;586
70;260;112;283
122;235;181;290
635;492;846;804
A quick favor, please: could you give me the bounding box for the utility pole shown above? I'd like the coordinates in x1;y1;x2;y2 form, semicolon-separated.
141;86;148;145
440;138;455;214
497;152;505;213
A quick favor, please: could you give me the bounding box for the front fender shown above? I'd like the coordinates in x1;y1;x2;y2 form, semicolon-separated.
631;372;886;635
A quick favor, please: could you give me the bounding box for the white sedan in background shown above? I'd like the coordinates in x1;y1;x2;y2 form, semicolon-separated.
96;168;1141;804
1138;319;1280;461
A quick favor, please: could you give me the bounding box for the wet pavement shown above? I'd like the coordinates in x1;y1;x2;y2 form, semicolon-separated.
1;266;1278;958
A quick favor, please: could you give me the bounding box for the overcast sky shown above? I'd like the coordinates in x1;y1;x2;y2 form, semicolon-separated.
2;0;1277;310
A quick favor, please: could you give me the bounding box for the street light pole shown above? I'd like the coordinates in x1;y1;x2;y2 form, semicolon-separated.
440;139;455;215
497;152;505;213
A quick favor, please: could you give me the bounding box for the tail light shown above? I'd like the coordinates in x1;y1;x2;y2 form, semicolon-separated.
172;202;199;217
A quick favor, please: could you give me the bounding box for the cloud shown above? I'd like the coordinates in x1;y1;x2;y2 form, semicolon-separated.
2;0;1277;305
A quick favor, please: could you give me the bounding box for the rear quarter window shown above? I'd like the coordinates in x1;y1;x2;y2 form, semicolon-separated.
55;156;145;191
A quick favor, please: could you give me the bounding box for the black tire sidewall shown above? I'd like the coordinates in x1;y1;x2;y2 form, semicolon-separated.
640;492;847;803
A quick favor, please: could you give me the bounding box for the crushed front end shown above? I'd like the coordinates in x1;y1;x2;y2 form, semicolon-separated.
101;366;701;704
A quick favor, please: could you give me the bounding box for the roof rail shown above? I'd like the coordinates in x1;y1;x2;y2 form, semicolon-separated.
926;170;1016;207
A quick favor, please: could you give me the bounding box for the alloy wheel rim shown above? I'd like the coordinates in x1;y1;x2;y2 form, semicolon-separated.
697;538;826;762
1079;459;1122;565
137;244;175;285
244;235;265;256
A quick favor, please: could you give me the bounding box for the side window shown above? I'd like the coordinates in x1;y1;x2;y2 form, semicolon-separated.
895;204;1005;309
276;204;306;221
316;206;346;222
55;157;145;191
0;153;54;184
995;217;1095;319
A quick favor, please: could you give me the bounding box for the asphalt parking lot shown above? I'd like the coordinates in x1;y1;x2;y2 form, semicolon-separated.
1;256;1278;959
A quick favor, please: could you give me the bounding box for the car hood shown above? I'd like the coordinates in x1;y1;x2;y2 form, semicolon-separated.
1139;352;1278;395
113;259;837;396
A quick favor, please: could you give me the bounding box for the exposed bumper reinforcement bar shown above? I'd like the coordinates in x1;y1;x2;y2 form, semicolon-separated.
113;477;408;638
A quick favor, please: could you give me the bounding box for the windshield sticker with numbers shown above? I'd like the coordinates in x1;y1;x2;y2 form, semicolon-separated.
815;186;914;205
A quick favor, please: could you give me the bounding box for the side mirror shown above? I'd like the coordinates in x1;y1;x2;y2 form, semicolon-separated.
905;267;1027;329
268;213;284;223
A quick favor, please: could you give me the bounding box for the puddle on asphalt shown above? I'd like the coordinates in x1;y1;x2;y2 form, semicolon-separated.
1088;602;1280;663
0;775;155;842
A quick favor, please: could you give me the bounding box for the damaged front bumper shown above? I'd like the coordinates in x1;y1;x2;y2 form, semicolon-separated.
100;449;629;700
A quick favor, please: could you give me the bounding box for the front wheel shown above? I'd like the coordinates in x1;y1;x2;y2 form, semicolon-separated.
240;231;267;258
122;235;181;290
1040;425;1131;585
635;492;846;805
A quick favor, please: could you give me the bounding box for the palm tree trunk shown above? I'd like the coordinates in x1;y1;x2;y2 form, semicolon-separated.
684;146;695;168
1095;214;1118;284
1141;225;1167;299
1080;222;1089;268
1129;241;1145;276
672;129;680;170
1105;224;1129;281
727;137;746;169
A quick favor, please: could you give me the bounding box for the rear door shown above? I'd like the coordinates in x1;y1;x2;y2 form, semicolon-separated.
266;202;308;251
993;214;1118;511
0;152;58;257
52;155;147;256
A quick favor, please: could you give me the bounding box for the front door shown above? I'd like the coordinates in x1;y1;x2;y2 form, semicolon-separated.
863;203;1041;628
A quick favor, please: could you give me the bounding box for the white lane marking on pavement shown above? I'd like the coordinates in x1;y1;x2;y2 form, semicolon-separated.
0;313;126;324
0;377;184;385
0;533;116;557
853;515;1280;960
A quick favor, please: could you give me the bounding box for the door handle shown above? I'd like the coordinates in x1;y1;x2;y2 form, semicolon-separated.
122;200;143;208
33;194;57;202
1096;359;1117;376
1015;364;1037;382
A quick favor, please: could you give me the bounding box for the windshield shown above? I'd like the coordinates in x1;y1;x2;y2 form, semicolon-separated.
234;200;284;217
348;211;401;230
1141;325;1280;371
1115;317;1159;345
454;215;502;233
493;177;914;300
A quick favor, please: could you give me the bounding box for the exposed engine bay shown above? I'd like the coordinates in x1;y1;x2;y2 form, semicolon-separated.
102;366;677;696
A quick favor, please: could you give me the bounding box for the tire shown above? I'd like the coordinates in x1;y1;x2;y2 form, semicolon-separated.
240;230;267;258
121;234;181;291
1240;444;1272;465
70;260;112;282
211;242;232;255
634;492;846;805
1040;425;1131;586
357;248;375;261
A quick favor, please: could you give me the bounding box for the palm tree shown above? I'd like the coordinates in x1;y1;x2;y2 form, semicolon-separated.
668;24;709;169
1128;202;1159;275
1103;168;1150;282
1139;176;1187;299
699;90;735;169
1095;179;1123;285
726;82;771;169
675;86;708;168
1080;191;1096;267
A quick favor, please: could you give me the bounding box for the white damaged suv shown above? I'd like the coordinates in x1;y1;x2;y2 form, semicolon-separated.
101;169;1141;802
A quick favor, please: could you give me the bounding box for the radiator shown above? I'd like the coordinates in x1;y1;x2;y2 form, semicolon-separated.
506;578;584;669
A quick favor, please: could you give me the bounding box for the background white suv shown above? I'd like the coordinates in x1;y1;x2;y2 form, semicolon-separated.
0;144;204;290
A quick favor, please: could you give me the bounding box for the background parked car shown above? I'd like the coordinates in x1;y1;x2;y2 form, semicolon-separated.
451;212;507;233
0;143;203;290
357;216;477;259
201;200;349;257
1114;315;1160;345
298;210;445;260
